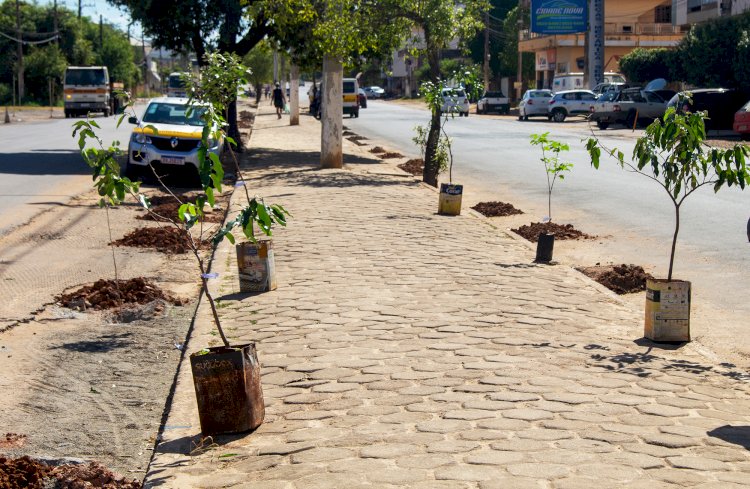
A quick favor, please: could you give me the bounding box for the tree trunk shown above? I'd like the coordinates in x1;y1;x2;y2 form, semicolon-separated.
321;55;343;169
668;203;680;281
290;64;300;126
422;33;442;187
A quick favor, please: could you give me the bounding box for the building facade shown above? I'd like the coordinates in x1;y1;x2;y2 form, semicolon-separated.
520;0;684;90
672;0;750;25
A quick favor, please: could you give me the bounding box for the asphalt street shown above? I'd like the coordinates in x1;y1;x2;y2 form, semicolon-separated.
0;113;128;237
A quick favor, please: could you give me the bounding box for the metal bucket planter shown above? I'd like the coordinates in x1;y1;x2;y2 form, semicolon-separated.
190;343;265;435
438;183;463;216
644;278;691;342
236;240;276;292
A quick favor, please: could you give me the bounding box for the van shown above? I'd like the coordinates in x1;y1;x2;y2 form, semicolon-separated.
343;78;359;118
167;72;189;98
552;72;626;91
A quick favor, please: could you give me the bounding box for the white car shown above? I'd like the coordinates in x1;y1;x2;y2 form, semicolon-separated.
126;97;223;177
441;88;470;117
364;86;385;99
518;89;553;120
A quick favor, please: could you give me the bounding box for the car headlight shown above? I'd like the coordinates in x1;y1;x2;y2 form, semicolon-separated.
133;133;151;144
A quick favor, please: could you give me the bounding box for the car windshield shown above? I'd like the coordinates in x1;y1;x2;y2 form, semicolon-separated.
168;74;187;89
600;91;617;102
343;81;356;93
142;102;207;126
740;100;750;112
531;91;551;98
454;89;466;97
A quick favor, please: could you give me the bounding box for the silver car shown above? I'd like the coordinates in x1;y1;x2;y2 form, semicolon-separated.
441;88;470;117
126;97;223;177
548;90;597;122
518;89;553;120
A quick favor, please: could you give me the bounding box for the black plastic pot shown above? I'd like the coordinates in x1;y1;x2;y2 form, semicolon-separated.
535;233;555;263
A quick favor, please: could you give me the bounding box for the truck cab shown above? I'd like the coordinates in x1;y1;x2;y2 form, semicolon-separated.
64;66;110;118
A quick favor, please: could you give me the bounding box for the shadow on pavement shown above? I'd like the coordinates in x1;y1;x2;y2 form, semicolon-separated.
244;148;412;189
707;425;750;450
0;150;89;176
53;332;134;353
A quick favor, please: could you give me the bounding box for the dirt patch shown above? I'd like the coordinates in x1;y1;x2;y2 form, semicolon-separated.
342;130;356;136
57;277;186;311
0;434;26;450
472;201;524;217
369;146;386;154
380;152;404;159
346;136;369;147
512;221;592;241
577;264;653;295
398;159;424;176
239;110;255;122
112;226;209;254
0;456;141;489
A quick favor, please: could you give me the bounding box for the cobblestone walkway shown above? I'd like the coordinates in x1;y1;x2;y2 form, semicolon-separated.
144;107;750;489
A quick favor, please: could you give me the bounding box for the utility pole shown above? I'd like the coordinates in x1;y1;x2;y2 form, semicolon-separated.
53;0;58;45
516;6;523;102
99;14;103;49
16;0;24;102
141;29;149;97
273;51;279;82
587;0;605;89
483;10;490;91
78;0;82;20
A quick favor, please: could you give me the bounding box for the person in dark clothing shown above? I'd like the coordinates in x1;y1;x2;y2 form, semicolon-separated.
271;83;285;119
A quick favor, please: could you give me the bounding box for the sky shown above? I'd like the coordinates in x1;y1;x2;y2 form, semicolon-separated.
55;0;143;39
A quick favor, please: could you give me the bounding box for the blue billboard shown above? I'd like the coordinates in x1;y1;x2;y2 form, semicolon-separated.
531;0;588;35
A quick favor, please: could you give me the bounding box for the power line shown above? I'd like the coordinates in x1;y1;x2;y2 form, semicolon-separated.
0;29;59;45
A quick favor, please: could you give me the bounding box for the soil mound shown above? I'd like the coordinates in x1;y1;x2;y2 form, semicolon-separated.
346;136;369;146
512;222;592;241
112;227;208;254
58;277;186;311
342;130;356;136
380;152;403;159
472;201;523;217
577;264;653;295
0;456;141;489
369;146;386;154
398;159;424;176
0;434;26;449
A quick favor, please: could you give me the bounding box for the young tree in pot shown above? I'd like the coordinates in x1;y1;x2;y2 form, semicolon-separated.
530;132;573;263
74;58;290;435
586;96;750;342
419;70;482;216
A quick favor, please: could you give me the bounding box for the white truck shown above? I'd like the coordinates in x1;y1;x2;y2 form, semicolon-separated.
63;66;111;118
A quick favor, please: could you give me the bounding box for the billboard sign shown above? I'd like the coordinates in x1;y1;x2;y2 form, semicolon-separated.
531;0;588;35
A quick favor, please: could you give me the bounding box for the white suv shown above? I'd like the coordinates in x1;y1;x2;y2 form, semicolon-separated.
441;88;470;117
548;90;597;122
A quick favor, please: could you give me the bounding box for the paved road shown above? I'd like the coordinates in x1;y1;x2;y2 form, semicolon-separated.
344;100;750;366
0;114;128;237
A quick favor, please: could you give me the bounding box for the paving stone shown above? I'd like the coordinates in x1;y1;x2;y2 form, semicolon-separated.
636;403;689;417
427;440;481;454
396;453;456;469
466;450;525;465
667;456;731;471
506;462;570;478
360;443;423;458
443;409;497;421
641;433;701;448
435;465;508;481
367;468;430;484
289;447;356;464
488;392;540;402
479;479;544;489
502;409;555;421
417;419;473;433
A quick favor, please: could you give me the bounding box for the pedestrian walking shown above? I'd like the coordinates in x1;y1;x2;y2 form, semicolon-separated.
271;83;286;119
264;84;270;99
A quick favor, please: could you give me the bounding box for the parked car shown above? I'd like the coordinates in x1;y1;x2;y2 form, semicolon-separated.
364;86;385;99
518;89;553;120
733;99;750;140
589;88;668;129
548;90;597;122
126;97;222;177
441;87;470;117
667;88;750;131
476;91;510;114
358;88;367;109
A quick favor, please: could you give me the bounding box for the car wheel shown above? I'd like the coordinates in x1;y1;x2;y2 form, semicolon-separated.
518;114;523;121
552;109;566;123
523;115;529;121
104;108;110;117
464;112;469;118
596;121;609;130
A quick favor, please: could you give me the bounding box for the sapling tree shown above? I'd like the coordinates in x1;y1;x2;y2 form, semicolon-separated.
530;132;573;221
73;55;290;348
586;95;750;280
